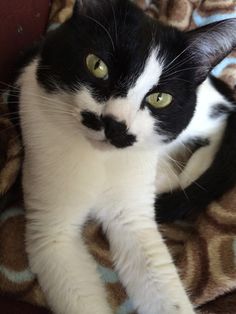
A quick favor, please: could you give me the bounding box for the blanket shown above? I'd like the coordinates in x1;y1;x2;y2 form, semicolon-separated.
1;1;236;313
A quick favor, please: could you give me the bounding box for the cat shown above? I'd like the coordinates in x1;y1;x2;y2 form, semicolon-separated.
15;0;236;313
155;65;236;222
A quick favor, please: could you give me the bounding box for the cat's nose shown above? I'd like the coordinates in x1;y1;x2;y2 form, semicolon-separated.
102;116;126;138
101;115;136;148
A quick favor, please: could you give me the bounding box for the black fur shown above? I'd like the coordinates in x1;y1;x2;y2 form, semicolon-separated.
102;116;136;148
81;111;103;131
156;77;236;223
209;75;236;118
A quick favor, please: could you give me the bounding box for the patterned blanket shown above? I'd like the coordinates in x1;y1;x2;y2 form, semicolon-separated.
1;1;236;313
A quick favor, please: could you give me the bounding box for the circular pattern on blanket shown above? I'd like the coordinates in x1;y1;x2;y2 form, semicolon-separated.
200;0;236;12
0;208;35;294
83;221;135;313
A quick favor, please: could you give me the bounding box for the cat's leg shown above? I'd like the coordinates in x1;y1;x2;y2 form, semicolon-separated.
104;211;195;314
26;207;112;314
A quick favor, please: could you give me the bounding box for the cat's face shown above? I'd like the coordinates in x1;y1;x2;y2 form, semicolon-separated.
37;0;236;149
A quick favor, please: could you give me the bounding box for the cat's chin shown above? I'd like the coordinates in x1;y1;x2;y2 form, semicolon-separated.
81;129;132;150
81;130;114;150
87;137;116;151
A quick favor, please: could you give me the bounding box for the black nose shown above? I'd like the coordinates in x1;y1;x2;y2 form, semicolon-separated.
102;116;126;138
102;116;136;148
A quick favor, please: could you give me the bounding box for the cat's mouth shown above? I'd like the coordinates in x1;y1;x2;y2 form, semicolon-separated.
81;111;136;148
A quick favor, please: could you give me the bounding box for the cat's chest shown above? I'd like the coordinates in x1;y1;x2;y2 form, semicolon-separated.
23;129;158;205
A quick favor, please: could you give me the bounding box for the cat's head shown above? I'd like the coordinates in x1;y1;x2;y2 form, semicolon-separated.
37;0;236;149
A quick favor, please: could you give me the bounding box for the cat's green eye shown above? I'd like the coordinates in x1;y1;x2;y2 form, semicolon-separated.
146;92;173;108
86;54;108;80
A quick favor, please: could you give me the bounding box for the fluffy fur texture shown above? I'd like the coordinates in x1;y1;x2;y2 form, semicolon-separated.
17;0;236;313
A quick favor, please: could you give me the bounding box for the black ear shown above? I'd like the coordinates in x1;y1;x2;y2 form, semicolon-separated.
72;0;98;16
72;0;117;17
186;19;236;84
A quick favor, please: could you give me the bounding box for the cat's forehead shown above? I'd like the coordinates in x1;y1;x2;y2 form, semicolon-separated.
126;49;162;105
74;5;188;76
38;2;189;94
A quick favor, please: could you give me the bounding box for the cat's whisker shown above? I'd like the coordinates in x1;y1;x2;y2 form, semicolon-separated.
0;104;76;117
178;140;195;156
0;81;77;110
167;143;207;192
1;103;75;113
162;66;206;80
159;157;188;195
159;77;193;84
163;50;200;77
166;155;185;171
0;123;22;135
7;94;76;112
83;15;115;51
122;2;129;29
1;110;75;120
164;22;228;77
161;153;190;199
164;19;227;74
163;45;195;74
158;160;176;193
108;0;118;45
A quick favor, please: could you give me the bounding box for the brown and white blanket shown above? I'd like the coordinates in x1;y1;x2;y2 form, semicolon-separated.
1;1;236;313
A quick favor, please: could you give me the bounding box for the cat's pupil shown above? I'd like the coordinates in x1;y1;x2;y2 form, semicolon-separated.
157;93;162;102
94;60;101;70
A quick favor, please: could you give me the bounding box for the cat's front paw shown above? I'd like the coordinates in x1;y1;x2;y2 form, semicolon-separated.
159;299;195;314
140;299;195;314
53;296;113;314
155;191;194;223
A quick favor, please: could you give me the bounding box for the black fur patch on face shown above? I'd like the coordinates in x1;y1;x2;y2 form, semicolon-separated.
102;116;136;148
37;0;151;100
81;111;103;131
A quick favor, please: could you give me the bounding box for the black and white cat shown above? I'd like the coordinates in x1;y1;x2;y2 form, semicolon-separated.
16;0;236;313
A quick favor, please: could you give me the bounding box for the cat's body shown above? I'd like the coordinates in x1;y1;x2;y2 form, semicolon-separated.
19;60;193;314
17;0;236;313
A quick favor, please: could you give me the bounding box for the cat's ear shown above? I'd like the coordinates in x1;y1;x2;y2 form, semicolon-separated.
72;0;96;16
72;0;116;16
186;19;236;84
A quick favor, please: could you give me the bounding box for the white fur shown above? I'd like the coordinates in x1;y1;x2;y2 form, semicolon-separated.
19;51;194;314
